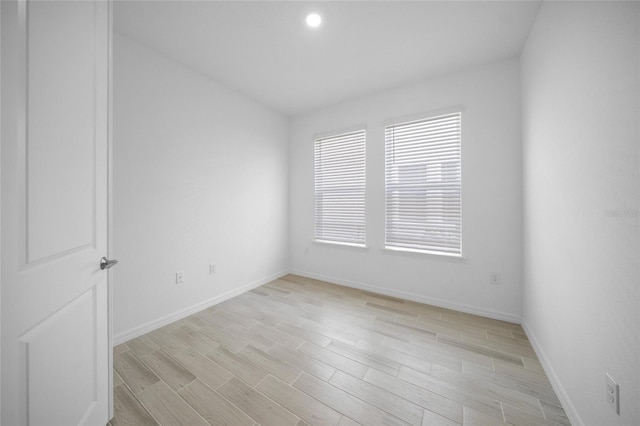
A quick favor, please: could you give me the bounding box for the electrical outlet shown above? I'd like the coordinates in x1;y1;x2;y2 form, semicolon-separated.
490;272;501;285
606;373;620;414
176;271;185;284
209;264;217;275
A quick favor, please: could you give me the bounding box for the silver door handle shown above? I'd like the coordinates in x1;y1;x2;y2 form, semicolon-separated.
100;257;118;270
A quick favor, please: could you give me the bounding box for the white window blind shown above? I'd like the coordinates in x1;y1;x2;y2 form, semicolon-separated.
314;130;366;246
385;112;462;256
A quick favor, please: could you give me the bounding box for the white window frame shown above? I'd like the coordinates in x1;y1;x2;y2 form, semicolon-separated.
314;129;366;247
384;112;462;257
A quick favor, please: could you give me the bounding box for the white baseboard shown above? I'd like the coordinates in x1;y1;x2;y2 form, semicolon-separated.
113;269;289;345
290;269;522;324
521;320;583;426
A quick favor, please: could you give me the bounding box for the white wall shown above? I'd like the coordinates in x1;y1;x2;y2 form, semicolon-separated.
289;59;523;322
112;34;289;342
521;2;639;425
0;2;5;419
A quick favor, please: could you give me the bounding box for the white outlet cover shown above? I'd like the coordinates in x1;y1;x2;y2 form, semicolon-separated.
606;373;620;415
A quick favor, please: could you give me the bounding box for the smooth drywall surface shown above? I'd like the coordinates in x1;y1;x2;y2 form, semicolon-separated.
0;2;9;421
521;2;639;425
113;34;289;340
289;59;523;321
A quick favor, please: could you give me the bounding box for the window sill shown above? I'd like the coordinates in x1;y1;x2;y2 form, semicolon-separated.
313;240;369;250
382;246;467;262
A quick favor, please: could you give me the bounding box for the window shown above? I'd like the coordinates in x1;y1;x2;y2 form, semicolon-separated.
314;130;366;246
385;112;462;256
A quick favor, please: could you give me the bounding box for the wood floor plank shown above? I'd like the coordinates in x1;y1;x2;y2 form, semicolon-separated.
205;345;268;386
405;314;491;340
364;301;419;318
155;321;185;333
280;274;317;286
179;314;210;330
357;289;406;304
462;406;505;426
146;329;190;356
178;379;255;426
250;291;307;313
409;336;495;370
197;324;249;352
429;363;545;417
421;409;461;426
329;370;424;426
298;342;368;379
373;317;438;340
268;278;308;292
493;360;552;388
218;377;299;426
338;416;362;426
225;303;286;327
263;283;292;294
112;384;158;426
539;401;570;426
437;336;524;366
462;334;536;359
512;326;528;340
197;309;237;329
113;370;124;388
276;321;332;347
487;331;535;349
413;302;459;318
326;340;401;376
226;323;276;351
137;381;208;425
461;361;560;406
250;323;305;349
299;318;361;346
361;339;435;375
256;375;343;426
342;323;389;346
397;366;503;421
250;288;270;296
349;319;413;342
170;324;221;354
382;299;444;319
364;367;463;424
114;343;129;355
293;373;410;426
502;403;565;426
267;344;336;382
522;357;545;374
265;292;324;312
171;348;233;390
139;350;196;391
126;335;160;358
114;351;160;394
383;337;463;372
236;345;302;384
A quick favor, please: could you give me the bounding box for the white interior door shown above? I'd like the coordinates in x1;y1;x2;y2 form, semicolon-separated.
1;0;112;424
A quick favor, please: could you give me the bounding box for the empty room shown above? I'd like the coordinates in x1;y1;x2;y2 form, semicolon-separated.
1;0;638;425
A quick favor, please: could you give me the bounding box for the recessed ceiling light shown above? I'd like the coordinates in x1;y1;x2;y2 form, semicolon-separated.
306;13;322;28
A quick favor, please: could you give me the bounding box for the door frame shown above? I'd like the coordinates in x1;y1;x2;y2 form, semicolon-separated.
0;1;3;419
107;0;114;419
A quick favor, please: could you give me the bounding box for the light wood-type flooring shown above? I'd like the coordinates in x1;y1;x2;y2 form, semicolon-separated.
111;274;570;426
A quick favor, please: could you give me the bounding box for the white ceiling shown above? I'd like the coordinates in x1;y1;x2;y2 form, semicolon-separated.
114;1;542;116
